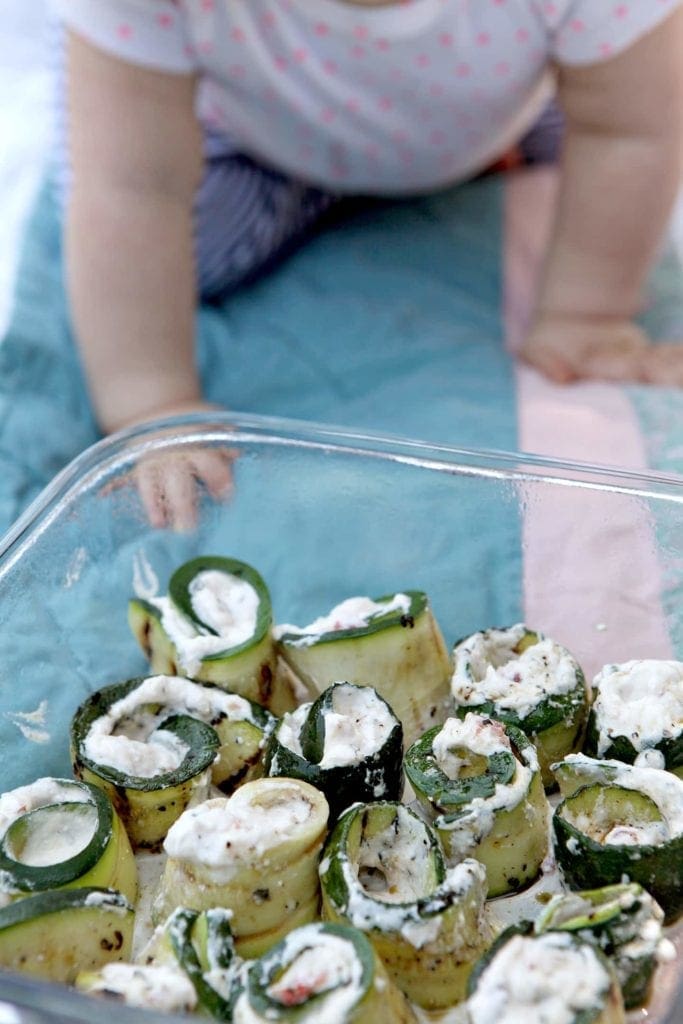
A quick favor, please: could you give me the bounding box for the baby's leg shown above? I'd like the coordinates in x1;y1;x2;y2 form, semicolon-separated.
195;129;336;301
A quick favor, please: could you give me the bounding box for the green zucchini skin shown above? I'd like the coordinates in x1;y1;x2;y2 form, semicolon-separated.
235;922;417;1023
265;682;404;821
129;557;295;714
275;591;452;744
450;625;589;789
320;801;490;1010
553;782;683;922
584;715;683;777
534;883;665;1009
70;675;276;849
466;924;625;1024
0;887;134;983
0;779;137;904
165;907;239;1020
404;716;549;897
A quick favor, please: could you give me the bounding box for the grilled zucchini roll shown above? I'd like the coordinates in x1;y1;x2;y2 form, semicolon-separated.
71;674;276;849
76;962;198;1014
157;777;329;958
450;624;588;788
552;755;683;921
0;777;136;904
0;887;134;983
320;801;489;1010
275;591;451;744
534;883;668;1008
404;713;548;896
232;922;416;1024
584;660;683;775
265;682;403;820
129;556;294;714
467;925;625;1024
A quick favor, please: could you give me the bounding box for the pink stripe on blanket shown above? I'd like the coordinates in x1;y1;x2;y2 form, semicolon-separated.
504;168;672;679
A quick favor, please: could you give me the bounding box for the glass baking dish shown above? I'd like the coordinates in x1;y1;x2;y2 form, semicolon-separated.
0;411;680;1023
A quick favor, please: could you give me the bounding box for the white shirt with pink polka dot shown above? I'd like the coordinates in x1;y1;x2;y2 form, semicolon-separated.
54;0;681;194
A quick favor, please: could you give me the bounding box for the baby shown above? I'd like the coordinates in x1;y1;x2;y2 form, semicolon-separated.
55;0;683;525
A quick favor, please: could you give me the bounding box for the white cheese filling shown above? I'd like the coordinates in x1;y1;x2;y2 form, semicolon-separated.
277;684;394;769
0;778;91;842
430;715;537;858
592;660;683;756
82;675;257;779
81;963;197;1013
467;932;611;1024
164;779;316;882
150;570;260;675
5;802;98;868
451;625;582;720
274;593;412;646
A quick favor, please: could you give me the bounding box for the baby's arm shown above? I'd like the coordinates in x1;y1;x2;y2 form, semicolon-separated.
521;9;683;384
66;32;232;527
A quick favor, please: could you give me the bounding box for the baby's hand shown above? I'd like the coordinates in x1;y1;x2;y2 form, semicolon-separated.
114;401;236;531
519;313;650;385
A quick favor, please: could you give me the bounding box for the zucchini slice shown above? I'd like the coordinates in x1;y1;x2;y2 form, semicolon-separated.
534;883;666;1008
71;674;276;849
404;713;549;896
319;801;490;1010
467;924;625;1024
552;755;683;921
129;556;294;714
265;681;403;820
0;887;134;983
156;777;329;958
584;660;683;776
275;591;451;744
232;922;417;1024
0;777;136;904
450;624;589;788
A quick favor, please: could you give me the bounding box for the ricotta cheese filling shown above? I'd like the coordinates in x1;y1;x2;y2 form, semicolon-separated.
430;715;537;857
265;928;363;1019
592;660;683;756
4;802;98;868
467;932;611;1024
0;778;91;842
277;684;394;769
81;963;198;1013
150;570;260;675
83;675;257;779
451;625;581;719
274;593;412;646
164;780;316;882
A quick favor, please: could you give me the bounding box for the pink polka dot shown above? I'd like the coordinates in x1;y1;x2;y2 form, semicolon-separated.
320;107;337;123
439;32;454;46
614;3;629;17
516;27;530;43
429;128;447;146
495;61;510;76
345;97;361;113
184;43;195;58
198;39;213;55
116;23;133;40
476;32;491;46
229;63;246;77
378;96;394;111
156;12;174;29
416;53;431;68
261;11;276;29
455;62;471;77
544;2;558;14
331;163;350;180
314;22;329;35
293;47;308;63
429;82;444;97
570;18;585;32
392;128;409;143
351;45;367;59
273;54;288;70
599;41;614;56
375;37;391;51
493;0;506;5
322;58;338;75
353;25;369;40
389;67;405;80
231;27;246;43
200;0;214;10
